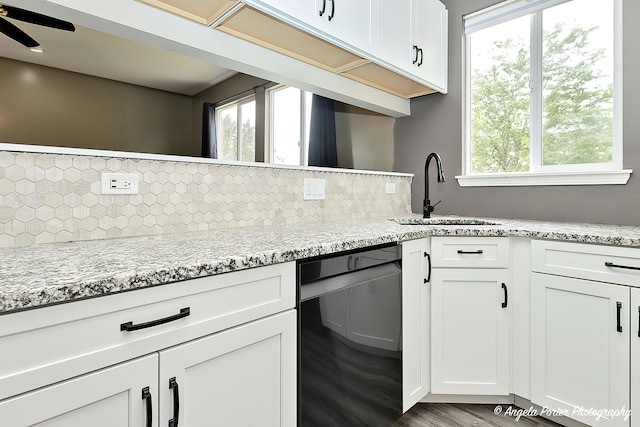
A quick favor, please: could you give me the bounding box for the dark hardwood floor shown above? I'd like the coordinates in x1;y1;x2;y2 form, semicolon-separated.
393;403;564;427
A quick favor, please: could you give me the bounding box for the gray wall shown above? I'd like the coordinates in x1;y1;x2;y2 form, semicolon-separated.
394;0;640;226
0;57;195;156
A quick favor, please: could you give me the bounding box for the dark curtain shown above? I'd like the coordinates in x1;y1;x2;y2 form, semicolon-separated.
308;94;338;167
201;102;217;159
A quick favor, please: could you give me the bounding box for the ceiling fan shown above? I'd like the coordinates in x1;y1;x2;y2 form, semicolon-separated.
0;4;75;50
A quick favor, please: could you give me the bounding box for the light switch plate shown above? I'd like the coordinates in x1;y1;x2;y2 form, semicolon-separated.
101;173;139;195
303;178;326;200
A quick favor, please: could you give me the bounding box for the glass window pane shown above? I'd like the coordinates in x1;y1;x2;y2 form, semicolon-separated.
542;0;614;166
469;15;531;173
217;105;238;161
272;87;302;165
240;101;256;162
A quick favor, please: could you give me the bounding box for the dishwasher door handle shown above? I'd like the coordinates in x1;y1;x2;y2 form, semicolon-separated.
299;262;401;301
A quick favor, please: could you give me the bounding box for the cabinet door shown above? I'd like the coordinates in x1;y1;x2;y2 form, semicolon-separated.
631;288;640;427
159;310;296;427
431;268;510;395
401;237;430;412
312;0;375;53
412;0;447;91
531;273;630;427
0;355;158;427
377;0;412;71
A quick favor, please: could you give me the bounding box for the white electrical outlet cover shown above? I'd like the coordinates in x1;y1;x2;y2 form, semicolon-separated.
101;173;139;195
303;178;326;200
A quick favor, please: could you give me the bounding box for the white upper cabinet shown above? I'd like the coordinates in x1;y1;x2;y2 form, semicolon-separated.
311;0;375;53
377;0;448;93
412;0;447;91
252;0;375;54
377;1;412;73
135;0;446;98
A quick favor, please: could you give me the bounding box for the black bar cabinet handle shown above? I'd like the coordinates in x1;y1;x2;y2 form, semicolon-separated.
637;306;640;338
412;45;419;64
501;283;508;308
120;307;190;332
328;0;335;21
168;377;180;427
142;387;152;427
319;0;326;16
617;302;623;333
424;251;431;283
457;249;484;255
418;47;424;66
605;261;640;271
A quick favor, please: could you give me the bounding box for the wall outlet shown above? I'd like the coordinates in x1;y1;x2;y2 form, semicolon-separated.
386;182;396;194
101;173;139;195
303;178;326;200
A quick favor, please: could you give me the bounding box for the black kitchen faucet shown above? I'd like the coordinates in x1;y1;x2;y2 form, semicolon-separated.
423;152;445;218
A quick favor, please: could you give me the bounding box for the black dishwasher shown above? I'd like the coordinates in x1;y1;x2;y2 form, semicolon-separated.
297;244;402;427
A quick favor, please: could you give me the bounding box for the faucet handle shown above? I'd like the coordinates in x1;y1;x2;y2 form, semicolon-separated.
432;200;442;210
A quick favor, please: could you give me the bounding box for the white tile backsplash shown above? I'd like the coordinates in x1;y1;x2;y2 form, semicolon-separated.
0;151;412;247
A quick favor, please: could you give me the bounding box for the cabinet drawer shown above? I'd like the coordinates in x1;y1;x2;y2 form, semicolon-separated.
531;240;640;286
0;262;295;401
431;237;509;268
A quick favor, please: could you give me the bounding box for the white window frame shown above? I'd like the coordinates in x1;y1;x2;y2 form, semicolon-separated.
215;94;256;162
457;0;631;187
267;85;311;167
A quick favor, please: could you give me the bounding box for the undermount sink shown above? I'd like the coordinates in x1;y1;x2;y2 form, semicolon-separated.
392;218;500;226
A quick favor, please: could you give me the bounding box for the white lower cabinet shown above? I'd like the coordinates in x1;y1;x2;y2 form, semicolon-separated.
531;240;633;427
430;268;510;395
0;311;296;427
0;262;297;427
0;354;158;427
632;288;640;427
159;310;296;427
429;237;511;397
401;237;431;412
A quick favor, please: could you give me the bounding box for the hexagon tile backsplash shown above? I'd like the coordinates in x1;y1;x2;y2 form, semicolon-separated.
0;150;412;247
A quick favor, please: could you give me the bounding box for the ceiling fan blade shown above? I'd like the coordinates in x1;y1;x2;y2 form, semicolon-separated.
1;5;75;32
0;16;38;48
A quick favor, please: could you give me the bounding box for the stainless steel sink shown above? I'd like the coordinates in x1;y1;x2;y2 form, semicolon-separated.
392;218;500;226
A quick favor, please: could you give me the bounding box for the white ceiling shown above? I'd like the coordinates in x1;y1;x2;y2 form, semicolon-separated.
0;14;236;95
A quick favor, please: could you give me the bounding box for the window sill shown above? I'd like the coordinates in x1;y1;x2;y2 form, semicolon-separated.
455;170;633;187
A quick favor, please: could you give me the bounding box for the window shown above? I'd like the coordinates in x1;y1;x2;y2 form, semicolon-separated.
460;0;629;186
269;86;313;166
216;96;256;162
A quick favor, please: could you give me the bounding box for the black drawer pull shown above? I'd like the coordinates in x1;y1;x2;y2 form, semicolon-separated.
637;306;640;338
120;307;190;332
319;0;326;16
412;45;419;64
501;283;508;308
417;47;424;66
605;261;640;271
168;377;180;427
617;302;623;333
142;387;152;427
457;250;484;255
328;0;335;21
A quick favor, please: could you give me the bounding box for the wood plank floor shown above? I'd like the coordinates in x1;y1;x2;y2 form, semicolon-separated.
393;403;564;427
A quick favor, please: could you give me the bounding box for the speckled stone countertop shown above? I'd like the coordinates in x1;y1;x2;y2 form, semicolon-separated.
3;215;640;314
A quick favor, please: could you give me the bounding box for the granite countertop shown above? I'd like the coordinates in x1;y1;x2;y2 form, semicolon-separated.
3;215;640;314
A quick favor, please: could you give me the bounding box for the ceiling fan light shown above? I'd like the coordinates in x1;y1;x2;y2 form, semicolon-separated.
29;46;44;53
